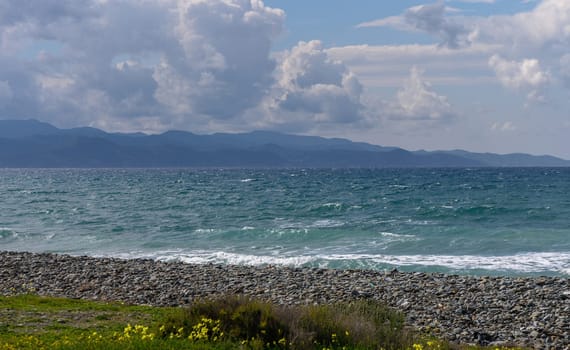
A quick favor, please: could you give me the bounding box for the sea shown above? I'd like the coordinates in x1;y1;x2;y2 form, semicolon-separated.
0;168;569;277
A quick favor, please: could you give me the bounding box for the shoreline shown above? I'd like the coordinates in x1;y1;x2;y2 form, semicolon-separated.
1;251;568;349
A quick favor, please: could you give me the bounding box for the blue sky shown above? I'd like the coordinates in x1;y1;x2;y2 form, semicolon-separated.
1;0;569;158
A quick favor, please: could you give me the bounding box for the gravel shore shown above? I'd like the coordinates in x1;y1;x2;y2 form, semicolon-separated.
1;251;568;349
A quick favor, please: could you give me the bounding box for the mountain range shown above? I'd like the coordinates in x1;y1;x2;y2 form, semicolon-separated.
0;119;568;168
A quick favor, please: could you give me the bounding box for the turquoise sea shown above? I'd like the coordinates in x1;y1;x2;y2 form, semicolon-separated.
0;168;569;276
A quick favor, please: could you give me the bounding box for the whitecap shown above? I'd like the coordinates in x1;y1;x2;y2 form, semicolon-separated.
312;252;570;275
379;232;418;242
240;178;255;183
269;228;309;236
155;250;316;267
309;219;345;228
90;250;570;276
194;228;218;234
322;202;342;208
379;232;415;238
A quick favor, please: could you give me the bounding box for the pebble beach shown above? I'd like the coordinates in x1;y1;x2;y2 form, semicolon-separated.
1;251;568;349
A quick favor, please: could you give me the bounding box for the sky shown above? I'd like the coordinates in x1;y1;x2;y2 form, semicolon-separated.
1;0;570;158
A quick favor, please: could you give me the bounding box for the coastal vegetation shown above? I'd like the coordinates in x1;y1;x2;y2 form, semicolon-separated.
0;294;526;350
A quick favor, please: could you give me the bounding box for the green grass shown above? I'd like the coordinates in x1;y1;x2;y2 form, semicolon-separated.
0;294;527;350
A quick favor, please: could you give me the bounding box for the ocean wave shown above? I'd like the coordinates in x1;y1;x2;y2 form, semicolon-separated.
379;232;419;242
379;232;416;238
124;250;315;266
318;252;570;275
109;250;570;275
276;219;346;230
309;219;345;228
321;202;342;208
194;228;219;234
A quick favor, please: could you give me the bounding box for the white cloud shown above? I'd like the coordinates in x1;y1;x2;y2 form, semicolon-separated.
0;0;292;132
488;54;550;102
256;40;367;131
0;0;377;134
384;66;456;123
152;0;284;122
470;0;570;50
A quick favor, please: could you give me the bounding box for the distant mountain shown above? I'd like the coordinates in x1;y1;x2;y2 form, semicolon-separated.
0;119;568;168
438;150;570;167
0;119;59;138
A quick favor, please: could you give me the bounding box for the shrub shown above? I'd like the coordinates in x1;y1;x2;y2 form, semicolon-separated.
160;295;418;349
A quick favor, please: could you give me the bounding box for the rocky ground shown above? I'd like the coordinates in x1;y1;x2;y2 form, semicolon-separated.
1;251;568;349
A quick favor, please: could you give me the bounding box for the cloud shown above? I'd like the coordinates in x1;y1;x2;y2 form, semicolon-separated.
404;2;470;48
152;0;284;123
488;54;550;102
253;40;367;131
0;0;375;134
0;0;179;128
470;0;570;50
359;0;569;51
356;1;570;102
358;2;469;48
0;0;293;132
384;66;456;123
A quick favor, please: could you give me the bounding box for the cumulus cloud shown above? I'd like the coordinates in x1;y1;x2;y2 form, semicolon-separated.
266;40;366;127
0;0;177;128
488;55;550;102
385;66;456;123
0;0;288;132
470;0;570;50
230;40;370;134
0;0;381;133
153;0;284;122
